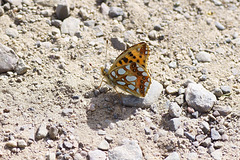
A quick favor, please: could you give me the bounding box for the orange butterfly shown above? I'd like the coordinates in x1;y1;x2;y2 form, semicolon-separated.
101;42;151;97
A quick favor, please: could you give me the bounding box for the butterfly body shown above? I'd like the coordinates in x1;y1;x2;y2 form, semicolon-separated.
101;42;151;97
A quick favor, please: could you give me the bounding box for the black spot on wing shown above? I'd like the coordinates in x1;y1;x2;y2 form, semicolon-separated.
122;57;128;63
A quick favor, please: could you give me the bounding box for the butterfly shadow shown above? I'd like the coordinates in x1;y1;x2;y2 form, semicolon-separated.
86;91;144;130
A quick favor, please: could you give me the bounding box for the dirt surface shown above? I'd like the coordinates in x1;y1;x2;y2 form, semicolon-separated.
0;0;240;159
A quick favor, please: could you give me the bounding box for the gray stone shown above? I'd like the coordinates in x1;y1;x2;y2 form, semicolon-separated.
6;140;17;148
0;6;4;16
49;126;58;140
98;140;109;151
144;127;151;135
186;152;198;160
212;0;222;6
88;150;106;160
200;137;211;147
175;128;184;137
213;105;232;116
63;141;73;149
0;43;19;73
210;149;222;160
5;28;19;38
165;152;180;160
17;139;27;148
36;124;48;140
213;88;223;97
154;24;163;31
232;32;238;39
109;7;124;18
108;139;143;160
56;0;70;20
196;134;207;142
51;19;62;28
169;118;181;131
46;152;56;160
168;102;182;118
94;26;104;37
232;38;240;46
215;21;225;30
105;135;113;143
111;37;125;50
122;79;163;108
98;130;106;135
201;121;210;134
214;141;224;149
220;85;231;94
184;132;195;141
182;79;195;87
62;108;73;116
166;86;178;94
8;0;22;6
148;30;157;40
40;10;52;17
185;83;216;112
168;61;177;68
192;111;199;118
61;17;80;36
196;51;211;62
175;94;184;105
100;3;109;15
84;20;95;27
211;128;221;140
14;59;30;75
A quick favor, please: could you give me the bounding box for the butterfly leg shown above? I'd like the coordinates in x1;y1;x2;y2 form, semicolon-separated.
112;87;123;105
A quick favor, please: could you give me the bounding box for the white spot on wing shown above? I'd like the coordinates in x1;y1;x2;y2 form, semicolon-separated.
118;68;126;75
137;48;140;51
137;67;144;72
126;76;137;81
142;72;148;76
136;88;140;94
111;71;116;77
117;81;126;85
126;89;134;95
145;82;149;87
131;81;136;85
125;65;130;70
128;84;135;90
148;78;150;82
109;75;113;81
145;51;148;55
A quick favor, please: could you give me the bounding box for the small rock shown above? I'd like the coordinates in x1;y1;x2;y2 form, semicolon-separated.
214;141;224;149
192;111;199;118
182;79;195;87
184;132;195;141
105;135;113;143
168;102;182;118
40;10;52;17
169;118;181;131
46;152;56;160
51;19;62;28
154;24;163;31
201;121;210;134
213;88;223;97
211;128;221;141
175;95;184;105
175;128;184;137
36;124;48;140
144;127;151;135
14;59;30;75
108;139;143;160
63;141;73;149
186;152;198;160
6;140;17;148
62;108;73;116
200;137;212;147
195;134;207;142
185;83;216;112
84;20;96;27
100;3;109;15
111;37;125;50
165;152;180;160
221;134;228;141
5;28;19;38
98;140;109;151
213;105;232;116
61;17;80;36
49;126;58;140
215;21;225;30
196;51;211;62
168;61;177;68
210;149;222;160
88;150;106;160
109;7;124;18
166;86;178;94
0;6;4;16
212;0;222;6
17;139;27;148
232;32;238;39
220;85;231;94
98;130;106;135
148;30;157;40
153;133;159;142
56;0;70;20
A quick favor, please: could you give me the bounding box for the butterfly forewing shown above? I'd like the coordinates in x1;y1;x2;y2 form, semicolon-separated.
109;62;151;97
110;42;150;71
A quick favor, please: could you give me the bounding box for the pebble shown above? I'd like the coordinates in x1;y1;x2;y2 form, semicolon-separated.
165;152;180;160
108;7;124;18
168;61;177;68
40;10;52;17
5;28;19;38
214;141;223;149
148;30;157;40
169;118;181;131
56;1;70;20
153;133;159;142
196;51;211;62
200;137;211;147
166;86;178;94
210;149;222;160
192;111;199;118
212;0;222;6
186;152;198;160
84;20;95;27
98;130;106;135
221;134;228;141
144;127;151;135
175;128;184;137
100;3;109;15
61;17;80;36
182;79;195;87
97;140;109;151
17;139;27;148
51;19;62;28
185;83;216;112
215;21;225;30
213;105;232;116
168;102;182;118
0;6;4;16
213;88;223;97
15;58;30;75
63;141;73;149
110;37;125;50
154;24;163;31
62;108;73;116
108;139;143;160
232;32;238;39
122;79;163;107
88;150;106;160
105;135;113;143
211;128;221;140
184;132;195;141
199;74;207;81
201;121;210;134
49;126;58;140
175;95;184;105
6;140;17;148
220;85;231;94
36;124;48;140
196;134;207;142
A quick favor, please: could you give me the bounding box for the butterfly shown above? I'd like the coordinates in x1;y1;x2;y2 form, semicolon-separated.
100;42;151;97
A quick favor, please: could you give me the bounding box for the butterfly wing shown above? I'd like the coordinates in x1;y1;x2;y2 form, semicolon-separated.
109;42;150;71
108;62;151;97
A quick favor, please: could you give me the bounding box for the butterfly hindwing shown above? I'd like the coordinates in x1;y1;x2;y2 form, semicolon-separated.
109;62;151;97
110;42;150;70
